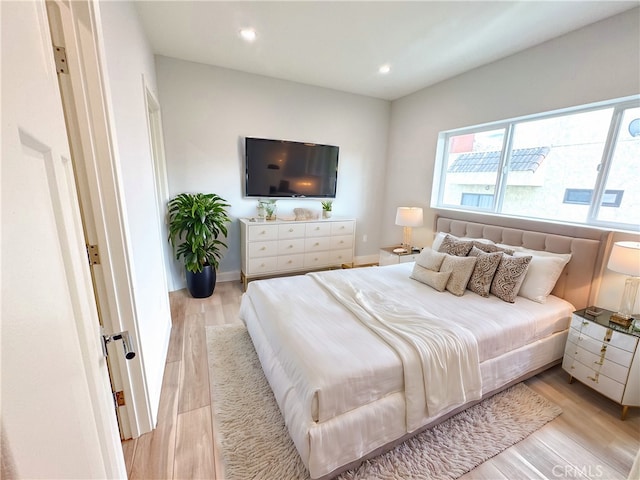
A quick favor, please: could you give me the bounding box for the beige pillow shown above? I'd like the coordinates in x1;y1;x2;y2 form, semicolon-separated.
410;264;452;292
467;247;503;297
490;255;532;303
415;248;447;271
440;254;477;296
438;234;474;257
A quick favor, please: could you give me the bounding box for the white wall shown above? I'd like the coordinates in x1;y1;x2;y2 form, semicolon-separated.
96;1;172;423
156;57;390;289
385;8;640;310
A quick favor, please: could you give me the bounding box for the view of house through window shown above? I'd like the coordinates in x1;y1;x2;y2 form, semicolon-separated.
433;97;640;231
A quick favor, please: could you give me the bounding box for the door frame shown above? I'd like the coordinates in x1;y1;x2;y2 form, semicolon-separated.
46;0;153;437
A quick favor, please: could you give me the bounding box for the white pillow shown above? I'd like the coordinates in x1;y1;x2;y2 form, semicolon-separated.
508;247;572;303
410;264;451;292
415;248;447;271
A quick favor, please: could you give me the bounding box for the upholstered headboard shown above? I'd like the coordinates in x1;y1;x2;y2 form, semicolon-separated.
435;216;609;310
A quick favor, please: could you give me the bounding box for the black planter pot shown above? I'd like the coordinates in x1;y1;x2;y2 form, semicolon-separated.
185;264;216;298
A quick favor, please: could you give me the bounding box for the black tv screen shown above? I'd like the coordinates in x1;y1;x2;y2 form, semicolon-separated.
245;137;339;198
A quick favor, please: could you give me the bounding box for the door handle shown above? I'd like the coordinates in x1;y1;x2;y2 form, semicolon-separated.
102;330;136;360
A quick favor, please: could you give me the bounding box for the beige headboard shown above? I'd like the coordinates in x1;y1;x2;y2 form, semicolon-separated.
435;216;609;310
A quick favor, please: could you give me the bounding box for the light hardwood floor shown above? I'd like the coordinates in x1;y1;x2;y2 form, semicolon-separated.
123;281;640;479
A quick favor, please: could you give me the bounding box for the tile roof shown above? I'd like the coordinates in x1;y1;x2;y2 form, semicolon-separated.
448;146;551;173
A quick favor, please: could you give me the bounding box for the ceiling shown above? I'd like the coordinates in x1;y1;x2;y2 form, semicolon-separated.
135;1;638;101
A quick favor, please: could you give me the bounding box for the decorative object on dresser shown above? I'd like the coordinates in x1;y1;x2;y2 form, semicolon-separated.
321;200;333;219
607;241;640;328
379;246;420;266
167;193;231;298
562;307;640;420
239;217;355;289
395;206;423;252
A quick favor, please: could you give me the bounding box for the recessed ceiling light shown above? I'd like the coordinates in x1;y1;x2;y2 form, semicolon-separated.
240;28;257;42
378;64;391;74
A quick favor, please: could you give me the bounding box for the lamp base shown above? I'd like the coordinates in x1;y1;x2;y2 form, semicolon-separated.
610;313;634;328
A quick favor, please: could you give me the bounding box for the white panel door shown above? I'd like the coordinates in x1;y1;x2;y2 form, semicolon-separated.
0;1;125;478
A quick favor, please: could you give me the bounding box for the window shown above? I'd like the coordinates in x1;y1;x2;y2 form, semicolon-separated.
461;193;494;208
564;189;624;207
432;96;640;231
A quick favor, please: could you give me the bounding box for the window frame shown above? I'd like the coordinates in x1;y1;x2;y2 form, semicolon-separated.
431;95;640;232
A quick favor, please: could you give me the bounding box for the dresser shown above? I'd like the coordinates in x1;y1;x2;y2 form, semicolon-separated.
239;218;355;289
562;308;640;419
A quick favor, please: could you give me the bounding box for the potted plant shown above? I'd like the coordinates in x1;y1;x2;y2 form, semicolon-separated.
321;200;333;219
168;193;231;298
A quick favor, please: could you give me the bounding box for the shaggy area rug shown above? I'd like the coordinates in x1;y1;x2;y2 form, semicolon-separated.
206;324;562;480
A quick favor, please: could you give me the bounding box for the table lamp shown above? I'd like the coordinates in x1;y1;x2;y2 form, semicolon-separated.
395;207;423;252
607;241;640;328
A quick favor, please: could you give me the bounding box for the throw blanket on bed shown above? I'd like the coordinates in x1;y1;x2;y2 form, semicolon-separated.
308;270;482;431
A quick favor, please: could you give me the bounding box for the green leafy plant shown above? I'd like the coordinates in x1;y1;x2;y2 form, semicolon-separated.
167;193;231;273
321;200;333;211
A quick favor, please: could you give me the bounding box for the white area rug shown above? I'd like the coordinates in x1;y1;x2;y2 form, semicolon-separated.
206;324;562;480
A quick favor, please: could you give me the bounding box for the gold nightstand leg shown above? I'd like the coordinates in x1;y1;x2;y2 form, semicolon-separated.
568;375;574;384
621;405;629;421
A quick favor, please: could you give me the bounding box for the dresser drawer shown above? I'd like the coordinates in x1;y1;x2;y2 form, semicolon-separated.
568;328;633;367
331;221;354;235
329;248;353;265
277;239;305;255
277;254;304;271
566;340;630;384
572;315;638;353
305;236;330;252
247;256;278;275
247;224;279;241
563;355;625;402
304;252;330;268
248;240;278;258
278;223;305;239
330;235;353;250
306;222;332;237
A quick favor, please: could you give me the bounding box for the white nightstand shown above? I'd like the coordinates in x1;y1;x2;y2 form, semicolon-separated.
562;307;640;420
378;246;420;266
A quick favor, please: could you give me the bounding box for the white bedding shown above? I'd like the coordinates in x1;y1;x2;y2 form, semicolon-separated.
239;262;574;478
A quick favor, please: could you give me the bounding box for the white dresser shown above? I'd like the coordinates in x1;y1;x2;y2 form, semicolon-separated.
239;218;355;288
562;308;640;419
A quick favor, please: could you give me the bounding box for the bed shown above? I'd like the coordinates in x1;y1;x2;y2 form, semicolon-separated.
239;216;606;479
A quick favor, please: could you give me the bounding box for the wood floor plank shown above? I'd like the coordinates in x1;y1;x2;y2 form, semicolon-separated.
178;313;210;414
125;281;640;480
128;360;181;479
174;406;215;480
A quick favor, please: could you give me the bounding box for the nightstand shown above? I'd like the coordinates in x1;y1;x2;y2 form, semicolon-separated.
562;307;640;420
378;246;421;266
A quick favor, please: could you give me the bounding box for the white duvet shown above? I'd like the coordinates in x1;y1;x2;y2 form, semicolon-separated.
240;263;574;477
307;270;482;431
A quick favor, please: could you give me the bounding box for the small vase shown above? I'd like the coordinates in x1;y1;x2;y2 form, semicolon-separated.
323;210;332;219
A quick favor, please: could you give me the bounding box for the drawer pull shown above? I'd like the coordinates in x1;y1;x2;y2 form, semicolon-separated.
315;227;320;230
604;330;613;343
288;245;293;249
600;346;607;353
314;242;319;246
594;361;603;366
587;375;599;383
289;228;294;232
260;246;266;251
287;260;293;264
582;321;589;326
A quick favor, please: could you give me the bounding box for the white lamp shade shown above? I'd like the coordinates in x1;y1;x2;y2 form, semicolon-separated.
608;241;640;277
395;207;424;227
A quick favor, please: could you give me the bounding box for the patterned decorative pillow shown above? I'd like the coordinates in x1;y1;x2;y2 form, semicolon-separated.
472;241;515;256
490;255;532;303
415;248;447;271
410;264;451;292
467;247;503;297
440;254;477;296
438;234;474;257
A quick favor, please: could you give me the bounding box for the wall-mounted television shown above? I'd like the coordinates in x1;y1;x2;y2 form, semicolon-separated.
245;137;339;198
